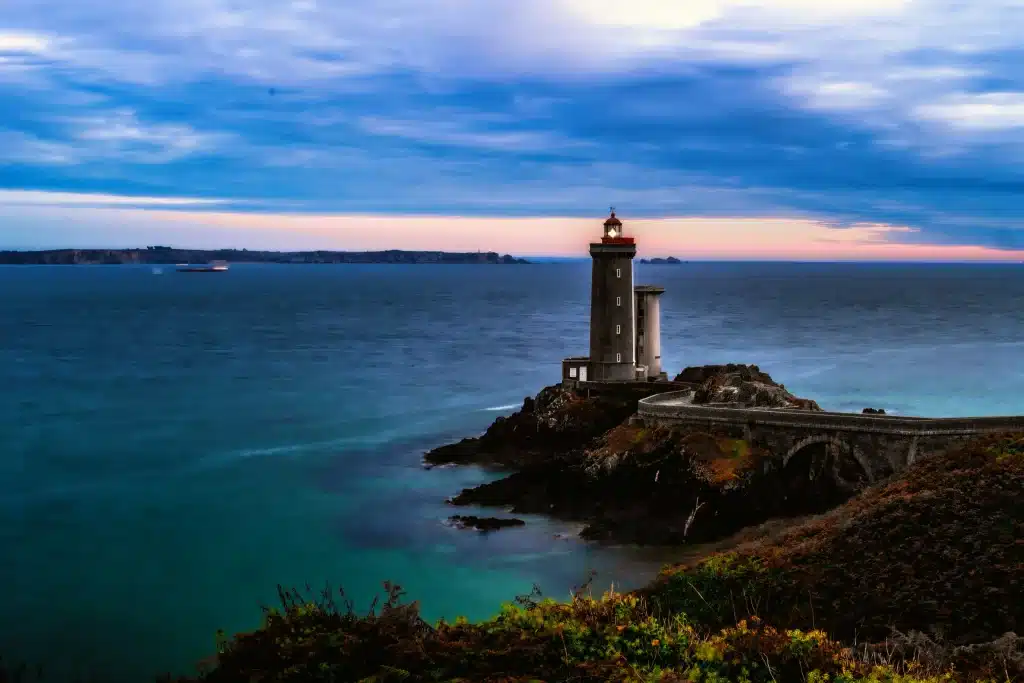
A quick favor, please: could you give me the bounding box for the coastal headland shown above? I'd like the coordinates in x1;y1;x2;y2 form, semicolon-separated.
427;363;1024;546
0;247;529;265
165;369;1024;682
426;211;1024;546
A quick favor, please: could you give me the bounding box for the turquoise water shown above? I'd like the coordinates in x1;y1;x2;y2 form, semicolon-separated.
1;262;1022;681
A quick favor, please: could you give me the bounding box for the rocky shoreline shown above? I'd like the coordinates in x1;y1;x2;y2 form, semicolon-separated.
427;364;879;546
173;426;1024;682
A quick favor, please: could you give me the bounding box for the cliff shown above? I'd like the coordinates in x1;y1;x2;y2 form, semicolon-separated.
643;432;1024;646
428;364;829;545
0;248;529;265
162;434;1024;682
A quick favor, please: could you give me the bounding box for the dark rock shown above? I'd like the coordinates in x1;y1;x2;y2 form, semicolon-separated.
429;364;844;547
679;364;822;411
423;382;672;468
422;438;482;467
448;515;526;533
674;363;774;385
862;408;886;415
447;419;866;546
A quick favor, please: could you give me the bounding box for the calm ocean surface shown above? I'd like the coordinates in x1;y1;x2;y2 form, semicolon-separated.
2;262;1023;681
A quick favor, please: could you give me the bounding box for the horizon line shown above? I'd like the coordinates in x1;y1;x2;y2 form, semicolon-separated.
1;246;1021;266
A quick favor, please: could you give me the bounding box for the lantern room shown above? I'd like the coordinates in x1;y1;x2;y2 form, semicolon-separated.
602;208;633;243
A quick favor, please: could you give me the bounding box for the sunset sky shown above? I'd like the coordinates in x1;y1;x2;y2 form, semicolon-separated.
2;0;1024;260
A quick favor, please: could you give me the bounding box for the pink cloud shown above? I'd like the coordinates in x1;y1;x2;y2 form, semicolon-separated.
142;210;1024;261
3;202;1024;261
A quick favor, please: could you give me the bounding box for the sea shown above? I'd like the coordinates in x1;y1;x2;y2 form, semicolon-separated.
1;262;1023;682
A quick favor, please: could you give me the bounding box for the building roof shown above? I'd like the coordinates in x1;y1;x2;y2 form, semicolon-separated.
604;210;622;227
634;285;666;294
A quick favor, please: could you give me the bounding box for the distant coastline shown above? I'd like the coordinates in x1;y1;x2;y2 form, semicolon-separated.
0;247;530;265
638;256;684;265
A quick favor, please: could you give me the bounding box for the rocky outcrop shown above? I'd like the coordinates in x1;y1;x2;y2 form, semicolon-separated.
424;383;673;469
449;421;857;545
447;515;526;533
673;363;774;385
430;364;847;546
679;364;822;410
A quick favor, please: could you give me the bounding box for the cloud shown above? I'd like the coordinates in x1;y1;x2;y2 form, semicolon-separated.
3;197;1022;262
0;31;49;53
0;131;78;165
1;0;1024;255
0;0;972;84
357;116;591;153
67;109;232;163
913;92;1024;131
784;80;890;111
562;0;909;32
0;189;234;208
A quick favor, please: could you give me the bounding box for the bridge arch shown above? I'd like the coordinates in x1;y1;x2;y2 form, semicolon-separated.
783;434;875;483
783;435;843;467
774;434;873;514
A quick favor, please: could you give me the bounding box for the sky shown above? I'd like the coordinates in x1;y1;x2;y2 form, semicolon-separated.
1;0;1024;260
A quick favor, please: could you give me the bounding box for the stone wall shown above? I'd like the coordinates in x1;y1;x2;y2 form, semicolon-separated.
637;390;1024;480
639;391;1024;435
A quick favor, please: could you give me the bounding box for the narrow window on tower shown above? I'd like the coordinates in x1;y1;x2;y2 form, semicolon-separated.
616;324;621;335
616;296;621;306
616;353;622;363
616;268;621;278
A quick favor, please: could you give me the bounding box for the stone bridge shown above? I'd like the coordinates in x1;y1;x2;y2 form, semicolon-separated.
637;390;1024;485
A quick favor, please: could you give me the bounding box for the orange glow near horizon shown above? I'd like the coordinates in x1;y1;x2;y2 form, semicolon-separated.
5;203;1024;261
136;210;1024;261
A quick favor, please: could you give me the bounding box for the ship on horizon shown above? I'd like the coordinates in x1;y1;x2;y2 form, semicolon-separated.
176;260;229;273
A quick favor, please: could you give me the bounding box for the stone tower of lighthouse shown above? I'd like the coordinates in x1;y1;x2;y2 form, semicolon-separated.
587;209;638;381
561;209;665;385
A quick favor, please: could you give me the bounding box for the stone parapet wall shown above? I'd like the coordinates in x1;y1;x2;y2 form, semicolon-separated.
639;391;1024;437
578;380;691;392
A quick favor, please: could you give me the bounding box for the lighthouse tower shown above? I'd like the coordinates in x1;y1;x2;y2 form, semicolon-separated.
561;209;665;386
587;209;638;381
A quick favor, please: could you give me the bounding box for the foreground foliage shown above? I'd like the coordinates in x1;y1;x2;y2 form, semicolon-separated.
168;581;1005;683
169;434;1024;682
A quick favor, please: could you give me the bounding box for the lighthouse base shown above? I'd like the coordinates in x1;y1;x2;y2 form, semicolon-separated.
587;361;640;382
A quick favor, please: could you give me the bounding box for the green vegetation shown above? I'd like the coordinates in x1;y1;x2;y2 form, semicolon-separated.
164;434;1023;683
163;581;993;683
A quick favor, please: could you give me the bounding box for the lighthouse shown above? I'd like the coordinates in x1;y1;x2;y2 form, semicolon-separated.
587;209;638;381
562;209;665;385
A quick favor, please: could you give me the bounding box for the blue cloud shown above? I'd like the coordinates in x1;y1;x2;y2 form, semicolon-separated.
1;0;1023;250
